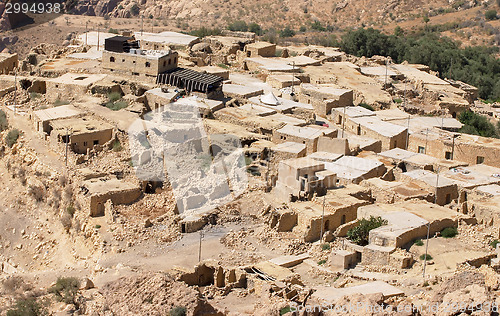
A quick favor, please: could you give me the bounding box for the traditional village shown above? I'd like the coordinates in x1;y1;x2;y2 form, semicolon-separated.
1;19;500;316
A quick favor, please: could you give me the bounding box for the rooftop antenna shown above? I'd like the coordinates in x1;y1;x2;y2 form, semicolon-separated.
291;61;296;97
198;231;204;262
384;57;388;89
85;21;88;46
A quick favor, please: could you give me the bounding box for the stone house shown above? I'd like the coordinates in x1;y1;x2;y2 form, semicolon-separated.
0;53;18;74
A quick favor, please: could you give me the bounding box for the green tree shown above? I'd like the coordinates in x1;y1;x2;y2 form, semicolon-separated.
248;23;262;35
279;27;295;38
228;20;248;32
7;298;46;316
49;277;79;304
347;216;388;246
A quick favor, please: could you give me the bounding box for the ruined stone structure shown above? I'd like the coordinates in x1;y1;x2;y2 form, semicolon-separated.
244;41;276;57
45;73;107;103
0;53;18;74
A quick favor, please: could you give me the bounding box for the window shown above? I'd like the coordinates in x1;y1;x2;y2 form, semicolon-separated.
109;57;115;62
445;194;452;204
168;59;171;65
122;59;125;62
477;156;485;164
174;57;177;64
445;151;452;160
341;215;346;225
93;140;99;145
83;141;88;146
394;140;397;148
418;146;425;154
163;61;166;67
145;62;151;67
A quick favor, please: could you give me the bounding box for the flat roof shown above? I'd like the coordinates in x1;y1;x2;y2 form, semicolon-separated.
83;177;139;196
402;169;455;188
134;31;199;46
275;124;326;139
245;57;297;72
391;64;450;85
312;281;404;303
286;55;321;67
51;116;113;135
248;95;313;113
271;141;306;154
280;157;324;169
360;66;398;77
308;151;343;162
334;155;384;172
358;200;458;222
246;41;275;49
442;165;500;188
222;84;264;97
379;148;417;161
239;103;276;116
476;184;500;196
333;106;375;118
300;83;352;97
47;73;107;86
351;116;407;137
33;104;82;122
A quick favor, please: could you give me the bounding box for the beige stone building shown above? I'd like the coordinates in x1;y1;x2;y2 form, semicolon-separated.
298;84;353;117
398;169;458;206
31;104;82;134
0;53;18;74
45;73;107;103
332;106;408;152
272;124;337;154
408;128;500;168
275;157;337;201
49;117;114;154
244;42;276;57
102;49;178;77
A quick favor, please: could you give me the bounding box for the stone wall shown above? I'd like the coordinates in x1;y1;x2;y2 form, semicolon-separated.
102;51;178;77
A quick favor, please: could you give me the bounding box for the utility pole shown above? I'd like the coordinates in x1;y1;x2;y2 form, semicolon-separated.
13;69;17;114
97;28;100;51
141;16;144;36
198;231;204;262
425;129;429;154
384;57;388;89
320;195;326;241
291;61;296;97
423;222;430;279
65;128;72;166
406;115;410;150
403;80;407;108
451;134;456;160
85;21;88;46
434;167;440;205
341;106;346;138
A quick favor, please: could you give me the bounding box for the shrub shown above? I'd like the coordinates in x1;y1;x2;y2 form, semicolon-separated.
394;98;403;103
54;99;70;106
485;10;498;20
106;93;128;111
95;225;101;229
29;92;41;100
300;25;307;32
112;139;122;152
420;254;433;260
358;103;374;111
321;243;330;251
347;216;388;246
170;306;187;316
280;307;292;315
6;129;20;148
49;277;79;304
458;110;499;138
441;227;458;238
0;110;7;132
7;297;46;316
228;20;248;32
248;22;262;35
130;4;140;16
414;239;424;246
108;28;119;34
279;27;295;38
189;27;222;38
66;205;76;217
490;239;500;248
317;259;327;265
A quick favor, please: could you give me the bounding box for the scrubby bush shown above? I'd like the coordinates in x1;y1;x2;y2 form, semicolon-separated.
54;99;70;106
414;239;424;246
420;254;433;260
358;103;374;111
0;110;7;132
112;139;123;152
248;22;262;35
228;20;248;32
189;27;222;38
49;277;79;304
280;307;292;315
6;129;20;148
170;306;187;316
347;216;388;246
279;27;295;38
485;9;498;20
105;92;128;111
441;227;458;238
490;239;500;248
6;297;46;316
321;243;331;251
317;259;327;265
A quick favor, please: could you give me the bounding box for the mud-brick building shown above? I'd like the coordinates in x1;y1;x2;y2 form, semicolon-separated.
408;128;500;168
49;117;114;154
0;53;18;74
244;42;276;57
275;157;337;201
102;36;178;77
332;106;408;152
